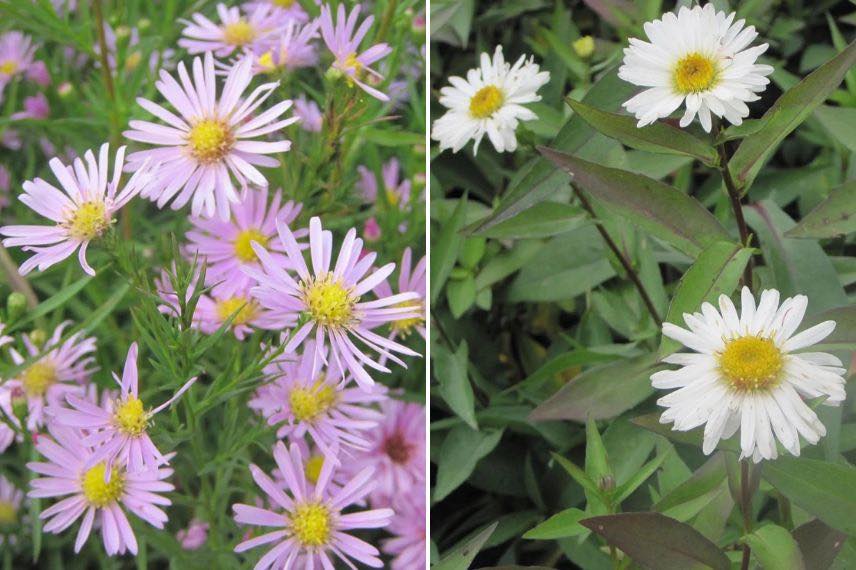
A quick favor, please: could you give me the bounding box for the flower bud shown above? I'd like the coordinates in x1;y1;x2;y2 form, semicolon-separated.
573;36;595;59
6;292;26;324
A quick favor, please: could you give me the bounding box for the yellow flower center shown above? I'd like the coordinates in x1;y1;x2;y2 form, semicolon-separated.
216;297;258;326
113;396;148;437
391;300;424;337
81;464;125;508
673;52;718;94
124;51;143;72
66;201;111;240
22;361;57;397
274;0;296;6
303;277;356;327
344;53;363;74
290;502;331;547
257;50;276;71
289;381;337;423
305;455;324;484
223;20;257;47
718;336;784;392
0;60;18;75
188;119;234;163
573;36;595;58
469;85;504;119
385;188;400;207
234;228;269;263
0;501;17;525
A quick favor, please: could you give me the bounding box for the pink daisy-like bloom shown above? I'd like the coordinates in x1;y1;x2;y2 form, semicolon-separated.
179;4;282;57
123;52;297;221
232;441;393;568
246;216;421;389
343;399;425;506
319;4;393;101
185;186;305;298
293;94;322;132
3;322;96;432
48;342;196;472
251;19;319;75
11;92;50;120
243;0;308;23
251;340;386;455
177;518;210;550
361;158;412;209
371;247;426;342
383;489;426;570
27;423;174;556
0;32;37;86
0;475;24;544
0;143;157;275
26;60;50;87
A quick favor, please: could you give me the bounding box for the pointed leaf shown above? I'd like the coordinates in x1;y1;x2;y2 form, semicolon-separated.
792;519;847;570
550;452;605;501
434;522;499;570
433;341;477;429
785;180;856;239
741;524;806;570
433;426;504;502
613;449;670;504
523;508;588;540
479;202;584;239
431;196;467;302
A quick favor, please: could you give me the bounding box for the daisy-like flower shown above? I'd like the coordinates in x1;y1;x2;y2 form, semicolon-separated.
251;341;386;454
177;518;210;550
0;143;156;275
123;52;297;220
431;46;550;154
3;322;96;431
247;216;421;389
27;424;174;556
618;3;774;132
185;187;305;298
0;32;37;87
232;441;393;568
342;399;425;505
383;490;426;570
49;342;196;472
293;94;322;132
179;4;282;57
319;4;393;101
653;287;846;463
356;158;412;208
251;20;319;74
371;247;426;342
0;475;23;528
243;0;308;23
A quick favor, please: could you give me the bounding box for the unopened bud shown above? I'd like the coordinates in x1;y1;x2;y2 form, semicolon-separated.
115;25;131;41
573;36;595;59
598;475;615;492
138;18;151;31
28;329;46;348
125;51;143;71
58;82;74;98
6;292;26;324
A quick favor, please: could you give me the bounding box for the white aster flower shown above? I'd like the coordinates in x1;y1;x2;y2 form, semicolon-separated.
431;46;550;154
618;3;774;132
652;287;846;463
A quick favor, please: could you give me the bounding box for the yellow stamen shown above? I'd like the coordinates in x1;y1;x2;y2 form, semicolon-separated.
223;20;257;47
289;381;337;423
0;60;18;75
673;52;718;94
385;188;400;207
303;277;356;328
573;36;595;58
66;201;111;240
113;396;148;437
216;297;258;326
234;228;269;263
305;455;324;484
22;362;57;397
0;501;17;525
81;464;125;507
390;300;424;338
188;119;234;163
257;50;276;71
344;53;362;74
274;0;296;6
469;85;504;119
718;336;783;392
290;502;331;546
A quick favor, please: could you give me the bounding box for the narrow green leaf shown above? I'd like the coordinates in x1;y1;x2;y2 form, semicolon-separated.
613;449;669;503
785;180;856;239
434;522;499;570
550;452;605;501
433;426;503;502
523;508;587;540
538;146;731;258
9;274;93;332
585;416;611;483
729;40;856;191
792;519;847;570
741;524;806;570
479;202;584;239
654;454;727;514
431;196;468;302
564;97;718;165
434;341;478;429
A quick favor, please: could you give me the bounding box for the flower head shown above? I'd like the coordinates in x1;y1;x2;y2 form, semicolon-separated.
293;94;323;132
0;475;23;529
243;0;308;23
319;4;393;101
123;52;297;220
653;287;846;462
0;32;37;85
1;143;155;275
370;247;426;342
432;46;550;154
11;93;50;120
619;4;774;132
232;441;393;568
383;488;426;570
251;20;319;74
246;216;421;389
177;518;209;550
357;158;412;208
27;423;174;555
179;4;282;57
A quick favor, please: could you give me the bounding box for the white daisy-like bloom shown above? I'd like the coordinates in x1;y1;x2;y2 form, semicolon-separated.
652;287;846;463
618;3;774;132
431;46;550;154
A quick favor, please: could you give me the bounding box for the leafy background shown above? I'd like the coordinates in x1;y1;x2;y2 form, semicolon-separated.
429;0;856;568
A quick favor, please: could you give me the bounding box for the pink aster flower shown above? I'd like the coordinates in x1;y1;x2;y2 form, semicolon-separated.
252;340;386;455
246;216;421;389
359;158;412;209
179;4;282;57
0;475;24;543
48;343;196;472
243;0;308;23
0;143;156;275
0;165;10;210
363;217;381;242
383;489;426;570
232;441;393;568
293;94;322;132
11;92;50;120
185;186;305;298
250;19;319;74
177;518;209;550
0;32;37;86
343;399;425;506
27;423;174;556
123;52;297;220
3;322;96;431
26;60;50;86
371;247;426;341
319;4;393;101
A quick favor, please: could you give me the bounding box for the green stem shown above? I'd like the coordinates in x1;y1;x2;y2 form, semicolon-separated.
376;0;399;43
716;131;753;290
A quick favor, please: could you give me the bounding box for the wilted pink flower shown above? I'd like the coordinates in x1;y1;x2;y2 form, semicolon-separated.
26;60;50;86
123;52;297;220
293;94;322;132
177;518;209;550
0;143;156;275
251;20;319;74
179;4;282;57
384;489;426;569
12;93;50;120
363;216;381;242
232;441;393;568
319;4;392;101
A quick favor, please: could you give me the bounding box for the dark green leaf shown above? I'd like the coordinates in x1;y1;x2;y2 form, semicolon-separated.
433;426;504;501
742;524;806;570
479;202;584;239
792;519;847;570
431;196;468;302
786;181;856;239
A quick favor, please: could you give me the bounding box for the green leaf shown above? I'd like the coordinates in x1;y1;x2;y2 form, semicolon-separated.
729;40;856;191
763;457;856;534
613;449;669;504
792;519;847;570
9;274;93;332
446;275;476;318
431;196;468;303
785;181;856;239
741;524;806;570
434;341;477;429
814;105;856;152
654;454;727;515
433;426;504;501
585;416;612;483
434;522;499;570
564;97;718;165
580;512;730;570
479;202;584;239
523;508;588;540
659;241;752;356
530;354;660;422
538;146;731;258
551;452;606;501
